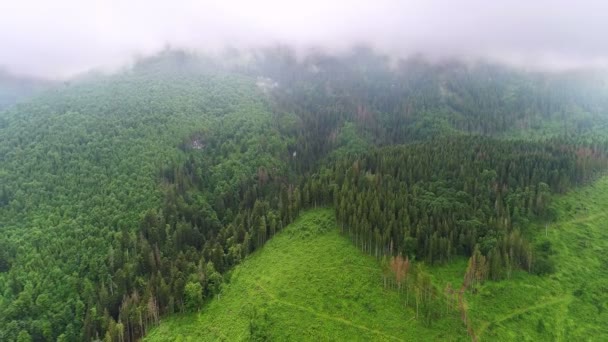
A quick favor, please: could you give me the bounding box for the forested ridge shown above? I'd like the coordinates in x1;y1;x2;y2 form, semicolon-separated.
1;49;608;341
326;136;607;269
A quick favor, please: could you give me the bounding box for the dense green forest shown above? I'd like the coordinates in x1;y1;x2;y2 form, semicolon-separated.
1;49;608;341
0;52;292;341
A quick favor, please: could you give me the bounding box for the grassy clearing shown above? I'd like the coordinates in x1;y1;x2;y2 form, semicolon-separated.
460;176;608;341
146;209;468;341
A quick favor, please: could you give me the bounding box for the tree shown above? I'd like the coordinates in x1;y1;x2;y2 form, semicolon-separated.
464;246;488;291
535;182;551;217
184;281;203;312
16;330;32;342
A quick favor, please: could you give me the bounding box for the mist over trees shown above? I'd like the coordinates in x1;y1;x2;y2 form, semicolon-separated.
1;49;608;341
0;69;57;111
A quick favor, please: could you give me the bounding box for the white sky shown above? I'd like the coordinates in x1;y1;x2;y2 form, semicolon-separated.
1;0;608;77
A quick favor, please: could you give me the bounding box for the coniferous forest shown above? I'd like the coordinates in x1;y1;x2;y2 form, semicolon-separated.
1;49;608;341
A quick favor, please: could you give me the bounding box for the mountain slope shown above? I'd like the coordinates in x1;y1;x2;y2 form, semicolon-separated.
464;176;608;340
2;49;608;341
146;209;468;341
0;52;290;341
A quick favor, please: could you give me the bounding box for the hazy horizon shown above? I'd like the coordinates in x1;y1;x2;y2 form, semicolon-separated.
2;0;608;78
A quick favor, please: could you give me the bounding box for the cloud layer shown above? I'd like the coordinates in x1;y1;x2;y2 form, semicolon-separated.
2;0;608;77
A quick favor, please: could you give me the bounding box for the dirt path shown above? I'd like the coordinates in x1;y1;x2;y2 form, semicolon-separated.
559;211;607;226
255;281;406;341
475;293;572;340
554;295;573;342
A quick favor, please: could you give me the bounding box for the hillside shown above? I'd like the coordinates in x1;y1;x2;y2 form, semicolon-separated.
463;175;608;340
146;209;468;341
0;52;291;341
2;49;608;341
148;177;608;341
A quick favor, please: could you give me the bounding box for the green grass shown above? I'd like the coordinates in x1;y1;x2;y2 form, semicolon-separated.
146;209;468;341
461;176;608;341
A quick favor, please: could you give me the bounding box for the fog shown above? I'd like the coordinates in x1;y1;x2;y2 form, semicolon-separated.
2;0;608;78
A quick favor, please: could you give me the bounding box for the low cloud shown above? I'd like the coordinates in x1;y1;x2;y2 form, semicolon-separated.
1;0;608;78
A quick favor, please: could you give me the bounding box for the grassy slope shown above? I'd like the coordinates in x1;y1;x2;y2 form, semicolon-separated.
430;176;608;341
147;209;468;341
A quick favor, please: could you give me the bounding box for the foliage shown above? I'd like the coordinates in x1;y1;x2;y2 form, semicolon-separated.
306;136;606;276
183;282;203;312
0;51;290;341
2;48;608;341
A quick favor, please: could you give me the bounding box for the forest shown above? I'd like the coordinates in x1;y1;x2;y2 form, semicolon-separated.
1;49;608;341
